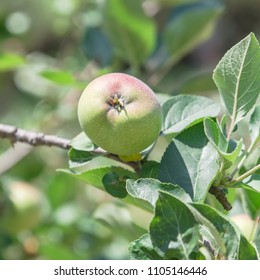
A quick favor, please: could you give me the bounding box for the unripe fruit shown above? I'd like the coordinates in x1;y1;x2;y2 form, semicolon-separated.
78;73;162;156
0;181;47;235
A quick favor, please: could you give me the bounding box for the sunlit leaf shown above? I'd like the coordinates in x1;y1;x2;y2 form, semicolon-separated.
240;175;260;193
0;53;25;72
40;70;77;85
238;235;258;260
241;189;260;219
159;123;219;201
254;225;260;258
70;132;96;151
249;105;260;144
126;178;191;208
59;166;136;190
150;192;199;259
213;33;260;125
162;95;220;136
204;118;243;169
204;117;228;152
191;203;239;259
163;3;223;64
129;234;162;260
103;0;156;67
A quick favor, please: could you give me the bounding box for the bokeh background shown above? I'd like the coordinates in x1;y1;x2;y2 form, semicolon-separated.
0;0;259;260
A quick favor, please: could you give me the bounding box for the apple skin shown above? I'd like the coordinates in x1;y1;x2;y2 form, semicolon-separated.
78;73;162;156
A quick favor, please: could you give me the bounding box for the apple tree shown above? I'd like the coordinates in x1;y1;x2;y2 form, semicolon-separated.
0;0;259;260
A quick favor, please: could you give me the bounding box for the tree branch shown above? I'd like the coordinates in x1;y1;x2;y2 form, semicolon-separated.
0;124;71;150
0;123;142;173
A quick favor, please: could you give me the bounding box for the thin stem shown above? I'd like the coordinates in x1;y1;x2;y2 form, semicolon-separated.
227;118;236;141
231;163;260;184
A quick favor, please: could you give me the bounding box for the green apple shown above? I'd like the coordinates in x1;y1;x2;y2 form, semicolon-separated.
77;73;162;156
0;181;47;235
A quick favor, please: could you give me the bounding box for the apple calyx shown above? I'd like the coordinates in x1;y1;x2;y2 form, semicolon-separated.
107;94;126;113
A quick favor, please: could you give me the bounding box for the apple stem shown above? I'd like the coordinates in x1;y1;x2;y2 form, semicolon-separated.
106;94;126;113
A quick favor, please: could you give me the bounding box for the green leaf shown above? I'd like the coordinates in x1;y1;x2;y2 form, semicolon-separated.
191;203;239;259
140;161;160;179
243;146;260;171
158;0;202;6
193;203;258;259
222;139;243;168
68;133;97;168
213;33;260;125
0;53;25;72
254;225;260;258
150;192;199;259
93;203;146;240
102;172;128;198
238;235;258;260
204;117;228;152
59;167;111;189
83;27;113;66
241;189;260;219
70;132;96;151
219;114;227;136
204;118;243;169
198;225;220;259
126;178;191;208
162;95;220;136
59;166;136;191
46;173;78;210
68;148;96;168
240;175;260;192
40;243;84;260
58;166;160;211
40;70;77;85
249;105;260;144
163;3;223;64
129;234;162;260
159;123;219;201
103;0;156;67
178;70;217;95
163;226;201;260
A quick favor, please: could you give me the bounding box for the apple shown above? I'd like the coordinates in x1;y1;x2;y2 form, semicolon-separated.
77;73;162;156
0;181;48;235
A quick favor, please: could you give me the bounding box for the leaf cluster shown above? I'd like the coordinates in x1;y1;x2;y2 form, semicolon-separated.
63;33;260;259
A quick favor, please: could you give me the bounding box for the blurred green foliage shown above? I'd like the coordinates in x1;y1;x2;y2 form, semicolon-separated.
0;0;259;260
